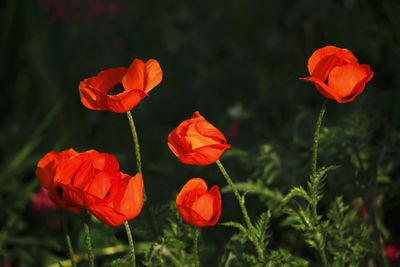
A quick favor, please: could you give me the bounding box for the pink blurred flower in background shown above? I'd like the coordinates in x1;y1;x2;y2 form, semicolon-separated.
385;241;400;265
31;187;56;214
41;0;121;22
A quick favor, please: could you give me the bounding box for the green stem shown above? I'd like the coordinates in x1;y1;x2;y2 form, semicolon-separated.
126;111;143;174
62;211;77;267
83;209;95;267
310;99;329;267
216;160;252;229
311;99;328;180
215;159;264;261
126;111;158;238
193;228;200;267
124;221;136;267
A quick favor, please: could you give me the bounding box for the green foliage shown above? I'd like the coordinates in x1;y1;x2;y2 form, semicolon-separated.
144;205;194;267
326;197;376;267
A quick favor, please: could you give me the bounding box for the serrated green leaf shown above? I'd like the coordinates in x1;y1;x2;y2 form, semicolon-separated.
283;186;311;203
220;221;247;234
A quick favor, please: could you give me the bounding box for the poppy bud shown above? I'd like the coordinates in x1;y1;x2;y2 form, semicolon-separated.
168;111;231;165
176;178;221;227
79;58;162;113
300;46;373;103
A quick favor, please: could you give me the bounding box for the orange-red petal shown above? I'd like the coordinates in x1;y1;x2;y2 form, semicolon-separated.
85;172;143;226
79;68;128;111
105;89;148;113
79;59;162;113
117;173;143;219
307;46;358;79
36;149;78;189
144;59;163;93
327;63;372;103
168;111;230;165
176;178;208;206
122;59;145;91
176;178;221;227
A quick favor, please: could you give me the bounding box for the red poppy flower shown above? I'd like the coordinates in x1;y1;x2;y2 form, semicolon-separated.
36;148;79;212
176;178;221;227
299;46;373;103
36;149;143;226
168;111;231;165
79;58;162;113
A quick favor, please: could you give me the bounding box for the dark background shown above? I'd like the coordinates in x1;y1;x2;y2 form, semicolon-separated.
1;0;400;265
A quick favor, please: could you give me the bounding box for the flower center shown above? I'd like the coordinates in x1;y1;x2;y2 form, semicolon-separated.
56;185;63;198
107;83;125;96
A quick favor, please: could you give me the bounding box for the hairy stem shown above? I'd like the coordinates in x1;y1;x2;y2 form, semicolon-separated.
124;221;136;267
126;110;158;238
310;99;329;267
311;99;328;181
216;159;264;261
83;209;95;267
62;210;76;267
193;228;200;267
126;112;143;177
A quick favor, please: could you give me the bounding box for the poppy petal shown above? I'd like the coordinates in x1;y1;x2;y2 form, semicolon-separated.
168;111;230;165
79;82;107;111
176;205;211;226
176;178;208;206
91;68;128;94
327;64;371;103
79;68;128;111
117;173;143;219
176;178;221;227
191;193;217;221
86;171;113;199
179;144;231;165
307;46;358;78
86;197;127;226
36;149;77;189
105;89;148;113
144;59;163;93
122;59;145;91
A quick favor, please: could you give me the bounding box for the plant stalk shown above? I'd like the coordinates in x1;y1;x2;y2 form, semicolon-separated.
215;159;264;261
126;111;158;238
194;228;200;267
62;210;77;267
83;209;95;267
311;99;328;181
310;99;329;267
126;112;143;177
124;221;136;267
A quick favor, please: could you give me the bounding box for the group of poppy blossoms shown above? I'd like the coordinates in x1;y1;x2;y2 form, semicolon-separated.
36;46;373;228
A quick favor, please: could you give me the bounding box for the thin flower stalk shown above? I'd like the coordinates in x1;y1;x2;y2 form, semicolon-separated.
62;210;77;267
310;99;329;267
124;221;136;267
193;228;200;267
126;110;158;237
215;159;265;261
83;209;95;267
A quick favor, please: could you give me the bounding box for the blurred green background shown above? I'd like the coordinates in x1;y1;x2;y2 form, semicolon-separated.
1;0;400;266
